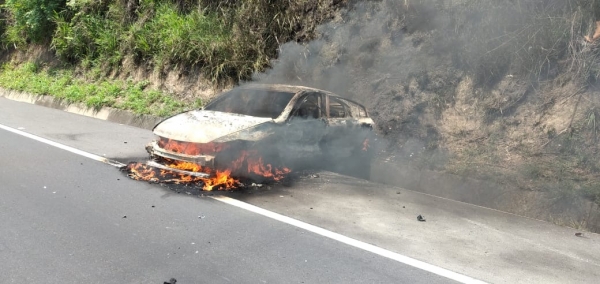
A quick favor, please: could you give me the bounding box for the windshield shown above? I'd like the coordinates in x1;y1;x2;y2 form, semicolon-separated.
204;89;295;119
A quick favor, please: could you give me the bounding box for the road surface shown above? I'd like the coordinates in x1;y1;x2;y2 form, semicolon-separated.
0;98;459;283
2;95;600;283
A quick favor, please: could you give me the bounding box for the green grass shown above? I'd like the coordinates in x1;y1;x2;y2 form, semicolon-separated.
48;1;275;85
0;62;196;116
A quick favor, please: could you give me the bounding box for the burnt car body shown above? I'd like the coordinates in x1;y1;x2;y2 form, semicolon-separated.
146;84;375;177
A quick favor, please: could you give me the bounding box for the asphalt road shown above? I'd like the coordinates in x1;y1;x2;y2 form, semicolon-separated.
0;125;454;282
3;95;600;284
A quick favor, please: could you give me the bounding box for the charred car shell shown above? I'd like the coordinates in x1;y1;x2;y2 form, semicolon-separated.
146;84;376;176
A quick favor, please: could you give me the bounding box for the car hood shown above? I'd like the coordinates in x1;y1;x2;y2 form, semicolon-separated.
153;110;273;143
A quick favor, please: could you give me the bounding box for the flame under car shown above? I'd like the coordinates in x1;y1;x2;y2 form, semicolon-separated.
146;84;376;181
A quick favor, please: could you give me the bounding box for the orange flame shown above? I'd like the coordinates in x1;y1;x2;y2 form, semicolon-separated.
165;160;206;173
229;150;291;181
202;170;238;191
158;138;228;156
126;159;237;191
126;148;291;190
246;154;291;181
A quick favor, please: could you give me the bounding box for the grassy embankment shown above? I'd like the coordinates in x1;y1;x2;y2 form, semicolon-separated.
0;61;195;116
446;0;600;209
0;0;341;115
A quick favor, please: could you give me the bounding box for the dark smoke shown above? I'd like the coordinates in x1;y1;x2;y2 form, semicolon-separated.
240;0;600;231
252;0;459;164
251;0;586;165
254;0;446;95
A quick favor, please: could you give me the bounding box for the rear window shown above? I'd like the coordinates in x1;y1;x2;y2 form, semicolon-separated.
204;89;295;119
329;97;348;118
336;97;369;118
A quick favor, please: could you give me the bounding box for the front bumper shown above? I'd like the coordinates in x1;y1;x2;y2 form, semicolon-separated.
146;141;216;167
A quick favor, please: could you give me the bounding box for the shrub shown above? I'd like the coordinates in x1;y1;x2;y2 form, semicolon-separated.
3;0;67;44
49;0;345;85
130;2;230;76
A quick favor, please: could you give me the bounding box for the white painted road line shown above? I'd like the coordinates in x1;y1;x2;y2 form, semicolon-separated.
0;123;126;168
213;196;487;284
0;122;486;284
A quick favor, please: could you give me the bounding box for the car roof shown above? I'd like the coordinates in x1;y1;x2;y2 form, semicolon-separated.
237;83;333;95
237;83;368;108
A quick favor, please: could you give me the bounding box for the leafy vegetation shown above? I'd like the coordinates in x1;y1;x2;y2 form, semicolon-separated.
0;0;345;85
3;0;66;44
0;62;199;116
0;0;344;111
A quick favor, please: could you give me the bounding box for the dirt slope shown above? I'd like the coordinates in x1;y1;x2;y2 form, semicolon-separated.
253;0;600;230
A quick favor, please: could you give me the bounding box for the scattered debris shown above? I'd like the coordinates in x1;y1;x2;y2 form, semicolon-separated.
164;278;177;284
122;215;127;219
198;215;205;219
417;215;426;222
575;232;583;237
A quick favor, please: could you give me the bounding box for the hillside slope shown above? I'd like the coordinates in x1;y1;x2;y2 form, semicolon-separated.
1;0;599;230
255;0;600;230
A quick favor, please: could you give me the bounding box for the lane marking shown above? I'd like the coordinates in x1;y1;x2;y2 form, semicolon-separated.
0;122;485;283
0;123;126;168
213;196;486;284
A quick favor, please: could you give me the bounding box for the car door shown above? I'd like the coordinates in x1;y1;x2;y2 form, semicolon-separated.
285;92;327;146
275;91;328;165
322;95;358;157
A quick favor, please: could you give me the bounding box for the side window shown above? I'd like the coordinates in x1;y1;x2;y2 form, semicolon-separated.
329;97;348;118
291;93;321;119
341;99;367;118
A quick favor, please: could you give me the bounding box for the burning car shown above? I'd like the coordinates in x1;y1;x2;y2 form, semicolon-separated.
136;84;375;188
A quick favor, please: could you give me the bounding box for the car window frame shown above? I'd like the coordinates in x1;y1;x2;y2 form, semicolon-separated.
326;95;352;119
288;92;325;121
